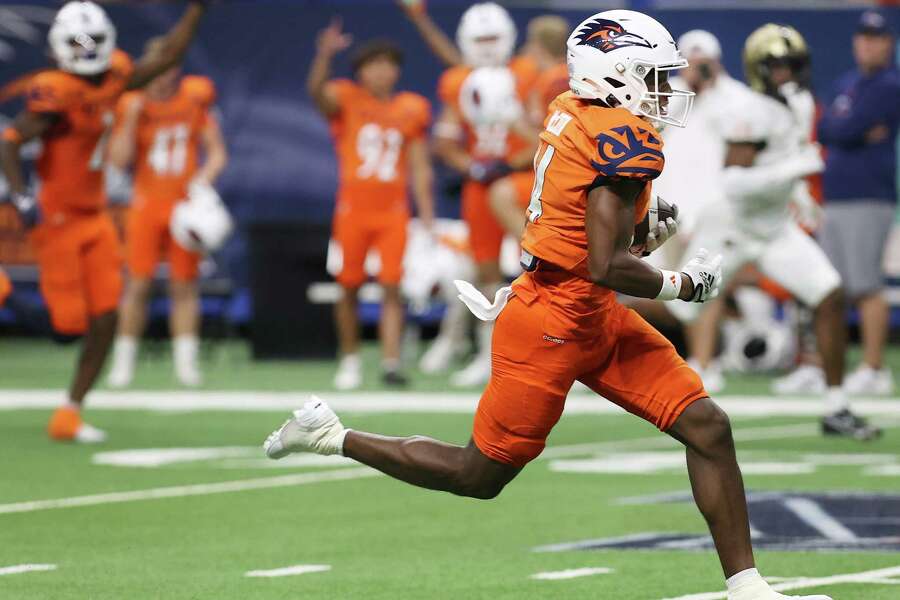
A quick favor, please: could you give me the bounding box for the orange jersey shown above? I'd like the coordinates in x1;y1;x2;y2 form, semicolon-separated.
328;79;431;214
534;63;570;116
119;76;216;204
26;50;133;216
437;55;539;162
522;92;664;285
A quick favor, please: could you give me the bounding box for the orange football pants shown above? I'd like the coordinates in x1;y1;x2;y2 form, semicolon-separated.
462;171;533;264
127;196;200;282
473;270;707;468
29;211;123;335
332;208;408;288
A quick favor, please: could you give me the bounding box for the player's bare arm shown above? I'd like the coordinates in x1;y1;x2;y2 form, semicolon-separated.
2;111;57;193
397;0;463;67
107;97;144;170
307;18;353;117
432;104;473;174
196;113;228;185
408;137;435;229
586;180;694;301
128;1;207;90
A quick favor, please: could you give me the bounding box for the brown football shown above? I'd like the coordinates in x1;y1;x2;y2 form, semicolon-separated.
632;194;678;255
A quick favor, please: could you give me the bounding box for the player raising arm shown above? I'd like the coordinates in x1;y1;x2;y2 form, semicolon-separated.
0;0;208;443
265;11;829;600
308;18;434;389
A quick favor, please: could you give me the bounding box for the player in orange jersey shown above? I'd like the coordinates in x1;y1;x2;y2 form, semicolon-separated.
105;38;227;390
0;266;10;308
266;12;835;600
0;0;208;443
308;19;434;390
433;3;541;386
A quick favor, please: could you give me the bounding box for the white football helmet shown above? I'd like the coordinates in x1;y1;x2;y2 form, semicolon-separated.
459;66;523;126
48;1;116;76
456;3;516;68
566;10;694;128
170;181;234;254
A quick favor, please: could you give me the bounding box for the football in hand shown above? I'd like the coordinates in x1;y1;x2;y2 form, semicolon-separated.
631;195;678;256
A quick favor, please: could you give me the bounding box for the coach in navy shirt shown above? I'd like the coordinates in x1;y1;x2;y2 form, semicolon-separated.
817;10;900;396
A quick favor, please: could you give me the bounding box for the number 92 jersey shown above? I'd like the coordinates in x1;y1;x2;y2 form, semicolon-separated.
25;50;133;217
522;92;665;283
118;75;217;206
328;79;431;214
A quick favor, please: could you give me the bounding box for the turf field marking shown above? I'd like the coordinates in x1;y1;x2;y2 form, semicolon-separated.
0;467;380;515
92;447;353;469
530;567;612;580
3;390;900;417
0;564;57;576
660;565;900;599
245;564;331;578
782;497;858;541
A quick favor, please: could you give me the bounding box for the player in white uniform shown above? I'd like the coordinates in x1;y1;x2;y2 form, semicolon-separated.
669;24;879;440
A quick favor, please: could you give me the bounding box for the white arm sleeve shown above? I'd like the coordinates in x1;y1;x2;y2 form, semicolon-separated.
723;144;824;199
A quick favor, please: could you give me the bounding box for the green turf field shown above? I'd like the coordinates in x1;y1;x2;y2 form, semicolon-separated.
2;338;900;599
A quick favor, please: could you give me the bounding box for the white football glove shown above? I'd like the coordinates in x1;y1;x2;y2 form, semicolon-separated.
680;248;723;303
645;217;678;254
789;180;822;231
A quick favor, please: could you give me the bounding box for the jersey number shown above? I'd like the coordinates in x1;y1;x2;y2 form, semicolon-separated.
88;111;114;172
149;124;190;176
527;142;555;223
356;123;402;181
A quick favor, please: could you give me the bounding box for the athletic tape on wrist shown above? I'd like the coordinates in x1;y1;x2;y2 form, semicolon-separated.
656;269;682;301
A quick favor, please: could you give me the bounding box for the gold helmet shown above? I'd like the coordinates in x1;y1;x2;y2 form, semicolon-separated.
743;24;811;95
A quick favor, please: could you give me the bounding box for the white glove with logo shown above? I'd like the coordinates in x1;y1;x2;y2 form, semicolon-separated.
680;248;723;303
454;280;513;321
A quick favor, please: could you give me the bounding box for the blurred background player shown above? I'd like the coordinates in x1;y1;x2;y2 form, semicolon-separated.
488;15;570;241
432;3;538;387
105;37;228;389
668;24;879;440
633;30;746;391
308;18;433;389
816;11;900;396
0;0;207;442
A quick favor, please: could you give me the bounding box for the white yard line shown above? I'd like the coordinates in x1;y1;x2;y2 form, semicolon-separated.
245;564;331;578
1;390;898;417
530;567;613;580
0;467;380;515
782;497;858;541
661;565;900;600
0;564;57;576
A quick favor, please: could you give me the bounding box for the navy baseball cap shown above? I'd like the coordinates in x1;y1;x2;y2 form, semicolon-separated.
857;11;893;36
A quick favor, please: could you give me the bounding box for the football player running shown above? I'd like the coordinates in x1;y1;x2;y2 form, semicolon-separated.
668;25;879;440
105;37;228;389
308;19;434;389
264;11;831;600
0;0;208;443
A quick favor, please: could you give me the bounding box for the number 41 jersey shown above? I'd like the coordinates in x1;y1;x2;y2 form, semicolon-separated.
522;92;665;282
117;75;217;205
25;50;133;218
328;79;431;215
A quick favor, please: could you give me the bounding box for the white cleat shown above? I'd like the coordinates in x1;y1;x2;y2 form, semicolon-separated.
772;364;826;396
264;396;347;459
75;422;108;444
688;359;725;395
450;353;491;388
728;579;831;600
419;336;461;374
844;365;895;396
175;361;203;388
106;362;133;389
333;355;362;390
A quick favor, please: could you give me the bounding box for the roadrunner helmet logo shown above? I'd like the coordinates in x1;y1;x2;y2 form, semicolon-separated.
575;18;654;53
